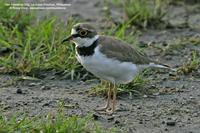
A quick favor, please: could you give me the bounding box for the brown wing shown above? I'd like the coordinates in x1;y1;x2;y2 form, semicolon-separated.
99;35;152;65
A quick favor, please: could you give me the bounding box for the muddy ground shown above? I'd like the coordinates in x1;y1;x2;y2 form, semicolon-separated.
1;0;200;133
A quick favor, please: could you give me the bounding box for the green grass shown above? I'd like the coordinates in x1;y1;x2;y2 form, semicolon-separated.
90;70;155;97
105;22;138;44
105;0;168;28
0;2;86;79
163;36;200;55
123;0;167;28
0;101;116;133
177;51;200;74
118;71;151;97
0;112;114;133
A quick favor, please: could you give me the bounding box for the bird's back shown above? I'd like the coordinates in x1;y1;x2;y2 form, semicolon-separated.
98;35;152;65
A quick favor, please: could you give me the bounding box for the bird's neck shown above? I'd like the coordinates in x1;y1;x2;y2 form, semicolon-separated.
76;37;99;56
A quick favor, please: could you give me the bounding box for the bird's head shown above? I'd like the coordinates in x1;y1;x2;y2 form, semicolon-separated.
62;23;99;47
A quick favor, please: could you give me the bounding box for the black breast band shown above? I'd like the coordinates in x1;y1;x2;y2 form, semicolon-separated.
76;39;98;56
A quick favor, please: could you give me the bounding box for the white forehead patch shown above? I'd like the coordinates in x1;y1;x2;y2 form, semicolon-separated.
71;29;77;35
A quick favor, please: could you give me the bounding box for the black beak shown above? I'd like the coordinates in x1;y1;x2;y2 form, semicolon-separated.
61;35;74;44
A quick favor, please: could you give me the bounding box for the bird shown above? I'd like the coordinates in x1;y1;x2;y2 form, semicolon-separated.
62;23;175;114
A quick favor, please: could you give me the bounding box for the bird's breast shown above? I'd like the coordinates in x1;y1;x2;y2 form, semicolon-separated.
76;46;139;84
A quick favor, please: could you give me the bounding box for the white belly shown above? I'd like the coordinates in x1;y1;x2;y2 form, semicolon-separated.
76;46;139;84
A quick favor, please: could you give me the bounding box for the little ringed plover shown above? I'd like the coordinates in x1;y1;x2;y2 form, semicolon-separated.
62;23;175;114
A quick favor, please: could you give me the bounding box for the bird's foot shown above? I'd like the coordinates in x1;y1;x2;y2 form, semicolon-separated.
94;106;109;112
95;107;114;115
105;108;114;115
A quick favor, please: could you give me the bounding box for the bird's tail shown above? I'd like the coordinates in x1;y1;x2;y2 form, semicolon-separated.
149;62;177;71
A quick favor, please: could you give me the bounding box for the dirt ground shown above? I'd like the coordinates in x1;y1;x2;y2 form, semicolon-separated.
1;0;200;133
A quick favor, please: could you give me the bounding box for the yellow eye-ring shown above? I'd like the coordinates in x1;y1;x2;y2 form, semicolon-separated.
79;30;87;36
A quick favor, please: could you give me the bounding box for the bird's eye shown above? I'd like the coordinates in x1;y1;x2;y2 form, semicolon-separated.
79;30;87;36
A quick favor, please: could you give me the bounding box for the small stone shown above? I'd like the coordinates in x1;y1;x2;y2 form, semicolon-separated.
107;116;114;121
5;96;11;100
92;113;99;120
165;56;172;60
192;113;198;117
41;86;51;90
137;106;141;109
42;103;50;107
16;89;23;94
114;120;120;124
162;77;167;81
162;42;168;47
139;120;143;124
189;96;195;99
138;41;148;48
153;92;160;96
169;72;176;76
3;105;11;110
143;95;148;98
94;1;101;7
166;120;176;126
28;82;41;87
102;6;108;11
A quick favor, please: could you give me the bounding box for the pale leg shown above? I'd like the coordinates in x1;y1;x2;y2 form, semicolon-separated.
95;82;112;111
106;83;117;114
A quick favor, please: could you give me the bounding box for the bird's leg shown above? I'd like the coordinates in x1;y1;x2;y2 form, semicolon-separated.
112;83;117;112
105;83;112;109
95;82;112;111
106;83;117;115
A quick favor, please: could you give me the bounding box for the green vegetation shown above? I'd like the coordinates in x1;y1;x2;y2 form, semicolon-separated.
0;100;115;133
89;81;109;96
164;36;200;55
90;70;154;97
117;0;167;28
104;21;139;47
177;51;199;74
0;2;84;79
118;70;152;97
105;0;169;29
0;112;113;133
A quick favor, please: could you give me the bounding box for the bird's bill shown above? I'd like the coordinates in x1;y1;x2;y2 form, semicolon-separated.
61;35;74;44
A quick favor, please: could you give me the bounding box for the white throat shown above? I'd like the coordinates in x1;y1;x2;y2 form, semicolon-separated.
73;35;99;47
71;29;99;47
